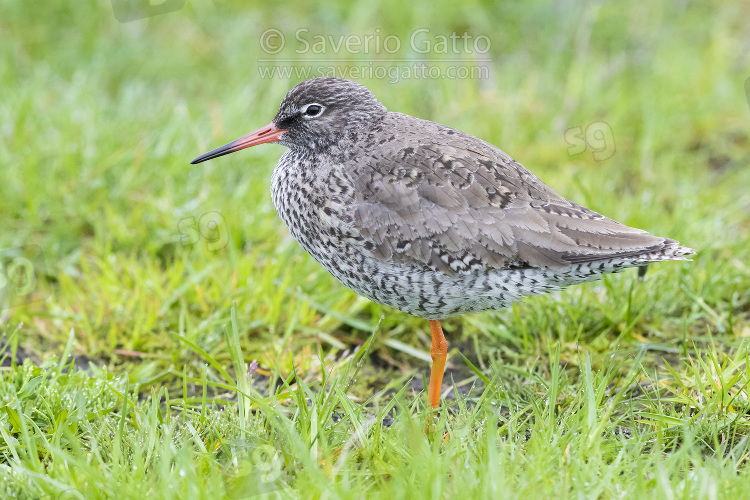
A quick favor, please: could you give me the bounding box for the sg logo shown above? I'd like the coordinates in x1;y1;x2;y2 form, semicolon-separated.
0;245;49;311
564;121;616;161
225;443;284;498
178;211;230;252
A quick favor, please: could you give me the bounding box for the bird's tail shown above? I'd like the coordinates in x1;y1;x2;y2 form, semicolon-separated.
549;238;694;287
561;237;695;265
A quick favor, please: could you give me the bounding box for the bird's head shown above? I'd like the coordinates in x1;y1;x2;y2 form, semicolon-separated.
191;77;387;164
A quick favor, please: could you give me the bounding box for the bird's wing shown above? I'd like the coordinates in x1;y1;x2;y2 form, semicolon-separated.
350;137;667;275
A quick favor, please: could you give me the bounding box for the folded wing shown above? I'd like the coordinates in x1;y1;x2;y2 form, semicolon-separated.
351;137;682;275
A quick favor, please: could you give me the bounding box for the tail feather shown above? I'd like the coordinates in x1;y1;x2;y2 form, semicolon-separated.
545;239;695;289
562;238;694;265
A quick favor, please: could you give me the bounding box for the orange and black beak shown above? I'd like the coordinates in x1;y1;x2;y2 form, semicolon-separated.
190;123;287;164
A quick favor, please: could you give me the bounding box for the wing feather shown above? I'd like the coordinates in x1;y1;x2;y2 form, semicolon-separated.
350;115;670;274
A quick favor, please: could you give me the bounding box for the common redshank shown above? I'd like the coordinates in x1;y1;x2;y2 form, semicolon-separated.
191;77;693;411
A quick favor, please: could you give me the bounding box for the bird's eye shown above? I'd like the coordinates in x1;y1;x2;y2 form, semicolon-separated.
304;104;323;117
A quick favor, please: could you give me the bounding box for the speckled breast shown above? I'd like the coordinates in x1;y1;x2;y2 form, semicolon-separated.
268;152;529;319
270;152;440;315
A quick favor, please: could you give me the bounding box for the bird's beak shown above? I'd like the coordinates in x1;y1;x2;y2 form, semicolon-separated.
190;123;287;164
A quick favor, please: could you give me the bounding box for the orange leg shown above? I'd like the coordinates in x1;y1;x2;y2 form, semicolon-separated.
427;319;448;410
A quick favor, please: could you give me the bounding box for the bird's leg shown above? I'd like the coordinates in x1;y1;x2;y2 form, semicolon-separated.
427;319;448;410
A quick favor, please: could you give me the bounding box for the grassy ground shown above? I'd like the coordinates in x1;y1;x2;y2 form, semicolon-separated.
1;0;749;498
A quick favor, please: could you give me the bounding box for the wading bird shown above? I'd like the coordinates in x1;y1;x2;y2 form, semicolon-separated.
191;78;693;412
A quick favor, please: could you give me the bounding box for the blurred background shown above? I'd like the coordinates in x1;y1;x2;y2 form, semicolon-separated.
1;0;748;393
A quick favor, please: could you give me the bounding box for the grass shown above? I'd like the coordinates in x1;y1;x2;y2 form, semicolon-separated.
1;0;749;497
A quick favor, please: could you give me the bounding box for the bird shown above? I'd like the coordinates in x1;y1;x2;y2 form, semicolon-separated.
191;77;693;412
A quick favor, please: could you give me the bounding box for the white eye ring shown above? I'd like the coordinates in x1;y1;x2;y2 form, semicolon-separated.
301;103;325;118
